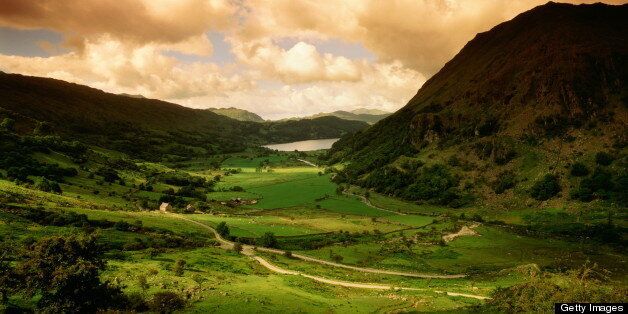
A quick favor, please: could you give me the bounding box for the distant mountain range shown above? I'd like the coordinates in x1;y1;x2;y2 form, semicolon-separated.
306;109;391;124
207;107;391;125
207;107;265;123
274;108;391;125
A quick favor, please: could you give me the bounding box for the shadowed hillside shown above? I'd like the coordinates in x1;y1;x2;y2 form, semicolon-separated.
328;2;627;208
0;72;367;159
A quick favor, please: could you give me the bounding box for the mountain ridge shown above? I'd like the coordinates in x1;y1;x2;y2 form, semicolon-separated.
328;2;627;208
0;72;368;159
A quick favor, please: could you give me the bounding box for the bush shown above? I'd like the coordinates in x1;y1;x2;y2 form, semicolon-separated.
570;167;623;203
149;291;185;313
95;167;120;183
595;152;614;166
216;222;229;237
34;178;62;193
173;259;186;276
530;174;561;201
257;232;278;248
492;171;517;194
570;162;589;177
232;242;243;253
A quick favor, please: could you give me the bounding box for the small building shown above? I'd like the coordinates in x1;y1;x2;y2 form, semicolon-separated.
159;202;172;212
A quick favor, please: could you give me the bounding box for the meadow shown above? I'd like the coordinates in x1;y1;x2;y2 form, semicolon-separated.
1;148;625;312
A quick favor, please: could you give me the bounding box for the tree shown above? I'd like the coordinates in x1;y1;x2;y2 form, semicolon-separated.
257;232;278;248
137;274;149;292
530;174;560;201
216;221;229;237
0;118;15;132
595;152;614;166
570;162;589;177
232;242;243;253
173;259;186;276
15;235;126;312
149;291;185;313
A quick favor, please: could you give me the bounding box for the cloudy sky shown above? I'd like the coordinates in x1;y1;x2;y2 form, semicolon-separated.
0;0;624;119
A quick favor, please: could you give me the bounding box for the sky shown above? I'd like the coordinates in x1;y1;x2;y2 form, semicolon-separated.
0;0;625;120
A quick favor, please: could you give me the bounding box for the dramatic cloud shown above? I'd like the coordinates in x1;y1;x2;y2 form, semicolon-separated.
231;39;363;83
0;36;252;99
0;0;624;118
0;0;236;54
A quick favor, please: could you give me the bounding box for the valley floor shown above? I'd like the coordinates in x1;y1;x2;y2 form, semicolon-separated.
1;150;625;312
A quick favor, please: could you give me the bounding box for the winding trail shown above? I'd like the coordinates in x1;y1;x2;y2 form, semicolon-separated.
168;213;489;300
297;159;318;167
344;190;407;216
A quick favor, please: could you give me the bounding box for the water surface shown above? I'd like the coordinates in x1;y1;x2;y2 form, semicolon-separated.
263;138;339;151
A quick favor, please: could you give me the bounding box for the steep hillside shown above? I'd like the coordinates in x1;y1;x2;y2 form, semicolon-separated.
329;2;627;208
0;72;367;159
207;107;265;122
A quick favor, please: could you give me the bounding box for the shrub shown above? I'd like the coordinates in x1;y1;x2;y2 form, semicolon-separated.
595;152;614;166
492;171;517;194
173;259;186;276
257;232;278;248
149;291;185;313
95;167;120;183
216;222;229;237
530;174;561;200
34;178;62;193
570;162;589;177
232;242;243;253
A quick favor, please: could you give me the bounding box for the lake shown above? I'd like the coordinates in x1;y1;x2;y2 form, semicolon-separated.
263;138;339;151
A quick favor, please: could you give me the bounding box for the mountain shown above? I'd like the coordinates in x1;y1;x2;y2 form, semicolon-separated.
207;107;265;122
0;72;368;159
350;109;390;115
329;2;627;208
291;109;391;124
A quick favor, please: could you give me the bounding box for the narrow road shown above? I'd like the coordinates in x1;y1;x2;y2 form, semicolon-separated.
168;213;490;299
297;159;318;167
256;247;462;279
343;190;407;216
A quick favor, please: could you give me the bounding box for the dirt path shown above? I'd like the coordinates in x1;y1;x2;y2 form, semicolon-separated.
172;214;465;279
297;159;318;167
169;214;488;299
344;190;407;216
256;247;463;279
442;223;480;242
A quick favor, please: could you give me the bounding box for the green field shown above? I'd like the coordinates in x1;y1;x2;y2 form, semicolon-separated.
1;149;625;313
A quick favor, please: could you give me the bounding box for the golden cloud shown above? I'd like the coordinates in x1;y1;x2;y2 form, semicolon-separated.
0;0;236;54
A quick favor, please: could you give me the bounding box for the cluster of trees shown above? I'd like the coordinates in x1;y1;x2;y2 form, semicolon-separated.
569;153;625;206
0;234;187;312
357;163;471;207
0;122;81;189
6;206;211;250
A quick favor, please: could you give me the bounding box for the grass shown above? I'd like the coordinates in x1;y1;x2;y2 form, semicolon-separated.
2;148;626;313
